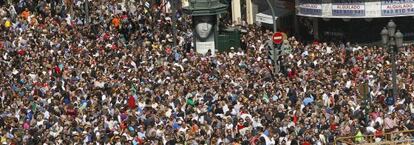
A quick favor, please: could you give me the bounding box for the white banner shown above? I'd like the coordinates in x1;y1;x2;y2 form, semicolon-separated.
300;4;323;9
296;1;414;18
256;13;278;24
333;4;364;10
332;3;365;16
298;4;323;16
381;2;414;16
196;41;215;55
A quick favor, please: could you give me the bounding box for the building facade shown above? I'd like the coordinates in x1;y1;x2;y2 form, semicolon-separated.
229;0;296;35
228;0;414;42
296;0;414;42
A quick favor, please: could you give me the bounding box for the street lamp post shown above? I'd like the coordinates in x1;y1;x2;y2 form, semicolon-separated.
380;20;404;100
265;0;278;73
172;0;178;49
265;0;277;32
85;0;89;24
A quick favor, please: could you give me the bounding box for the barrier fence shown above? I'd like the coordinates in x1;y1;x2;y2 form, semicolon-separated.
334;130;414;145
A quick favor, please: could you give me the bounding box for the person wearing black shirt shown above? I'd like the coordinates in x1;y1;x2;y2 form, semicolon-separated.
166;138;176;145
0;117;4;128
290;137;299;145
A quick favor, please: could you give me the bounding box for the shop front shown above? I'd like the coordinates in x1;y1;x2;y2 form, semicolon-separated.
296;0;414;43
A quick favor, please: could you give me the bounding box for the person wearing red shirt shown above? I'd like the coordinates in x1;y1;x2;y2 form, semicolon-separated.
128;95;136;109
302;141;311;145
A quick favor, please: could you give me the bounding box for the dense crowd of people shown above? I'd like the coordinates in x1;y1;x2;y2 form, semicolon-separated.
0;0;414;145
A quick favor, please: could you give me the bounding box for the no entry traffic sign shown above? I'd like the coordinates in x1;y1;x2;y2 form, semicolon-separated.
272;32;283;44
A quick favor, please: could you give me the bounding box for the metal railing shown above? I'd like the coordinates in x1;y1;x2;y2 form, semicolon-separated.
334;130;414;145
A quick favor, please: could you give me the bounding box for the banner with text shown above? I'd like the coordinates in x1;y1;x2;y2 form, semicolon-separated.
382;0;414;16
193;15;216;55
332;0;365;16
298;0;323;16
296;1;414;18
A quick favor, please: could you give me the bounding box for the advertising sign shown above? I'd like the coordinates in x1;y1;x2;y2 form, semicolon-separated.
381;0;414;16
332;0;365;16
298;0;323;16
193;15;216;55
296;1;414;18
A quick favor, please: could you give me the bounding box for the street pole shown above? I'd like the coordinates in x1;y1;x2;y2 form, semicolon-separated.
391;46;398;99
265;0;277;32
85;0;89;24
51;0;55;16
172;0;178;49
381;20;403;104
265;0;278;73
273;44;278;73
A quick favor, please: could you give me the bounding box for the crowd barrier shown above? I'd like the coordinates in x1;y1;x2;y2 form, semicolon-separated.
334;130;414;145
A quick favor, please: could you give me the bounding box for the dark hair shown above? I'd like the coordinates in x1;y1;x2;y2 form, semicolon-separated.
258;137;266;144
194;15;215;24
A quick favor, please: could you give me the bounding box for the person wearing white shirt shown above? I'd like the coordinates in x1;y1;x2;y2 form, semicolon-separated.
322;93;330;107
375;116;383;126
326;46;332;54
366;120;377;134
260;133;273;145
228;52;235;59
236;49;245;56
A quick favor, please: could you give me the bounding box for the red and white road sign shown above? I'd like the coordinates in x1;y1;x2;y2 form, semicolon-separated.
272;32;283;44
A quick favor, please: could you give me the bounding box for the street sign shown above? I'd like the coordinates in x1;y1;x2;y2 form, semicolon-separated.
272;32;283;44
